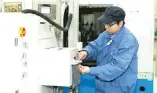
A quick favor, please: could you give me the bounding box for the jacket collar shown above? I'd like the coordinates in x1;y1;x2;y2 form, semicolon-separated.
105;26;126;43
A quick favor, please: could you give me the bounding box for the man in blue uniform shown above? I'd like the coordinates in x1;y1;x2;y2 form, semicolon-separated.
77;6;139;93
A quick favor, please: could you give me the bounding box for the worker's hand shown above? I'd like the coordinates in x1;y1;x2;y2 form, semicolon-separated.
77;64;90;74
78;51;87;60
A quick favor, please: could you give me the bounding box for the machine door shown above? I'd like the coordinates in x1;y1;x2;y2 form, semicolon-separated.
0;13;21;93
123;2;154;93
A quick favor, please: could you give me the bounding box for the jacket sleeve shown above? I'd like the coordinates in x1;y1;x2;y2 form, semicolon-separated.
89;36;139;81
82;33;105;60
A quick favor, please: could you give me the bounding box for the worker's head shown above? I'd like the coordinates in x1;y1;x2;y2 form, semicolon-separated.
98;6;126;34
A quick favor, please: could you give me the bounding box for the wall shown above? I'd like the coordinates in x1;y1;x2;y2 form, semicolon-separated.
155;0;157;30
155;0;157;20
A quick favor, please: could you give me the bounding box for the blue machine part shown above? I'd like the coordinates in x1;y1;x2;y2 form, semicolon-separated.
63;87;69;93
78;74;154;93
78;74;96;93
63;74;96;93
134;79;153;93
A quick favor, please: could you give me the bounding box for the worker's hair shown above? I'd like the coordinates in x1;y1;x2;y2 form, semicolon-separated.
116;20;125;26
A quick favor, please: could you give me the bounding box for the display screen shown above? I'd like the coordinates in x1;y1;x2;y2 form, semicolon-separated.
41;6;50;14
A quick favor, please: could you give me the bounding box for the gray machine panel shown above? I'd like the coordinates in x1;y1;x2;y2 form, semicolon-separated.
38;4;56;20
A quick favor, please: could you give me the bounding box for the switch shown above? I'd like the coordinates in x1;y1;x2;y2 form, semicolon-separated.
74;56;77;60
19;27;26;37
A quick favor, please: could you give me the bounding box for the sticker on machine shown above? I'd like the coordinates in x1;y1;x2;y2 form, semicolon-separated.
4;2;22;12
138;72;154;81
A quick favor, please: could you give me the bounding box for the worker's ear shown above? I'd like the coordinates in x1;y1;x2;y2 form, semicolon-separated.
119;21;123;27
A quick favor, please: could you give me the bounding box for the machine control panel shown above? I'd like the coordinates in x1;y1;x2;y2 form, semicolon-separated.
38;4;56;20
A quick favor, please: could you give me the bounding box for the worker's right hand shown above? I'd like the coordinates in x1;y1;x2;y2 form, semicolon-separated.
78;51;88;61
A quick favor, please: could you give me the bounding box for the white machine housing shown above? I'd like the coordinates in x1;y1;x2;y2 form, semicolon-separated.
0;13;80;93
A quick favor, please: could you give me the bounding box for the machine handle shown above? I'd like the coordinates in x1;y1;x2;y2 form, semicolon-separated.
21;9;73;32
71;60;82;65
14;38;18;46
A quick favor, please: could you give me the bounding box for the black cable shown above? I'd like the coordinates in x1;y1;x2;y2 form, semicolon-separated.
21;9;72;32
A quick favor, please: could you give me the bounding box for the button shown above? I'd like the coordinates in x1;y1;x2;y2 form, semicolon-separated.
139;86;145;92
19;27;26;37
74;56;77;60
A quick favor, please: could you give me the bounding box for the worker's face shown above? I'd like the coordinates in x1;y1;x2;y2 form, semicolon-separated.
104;21;123;34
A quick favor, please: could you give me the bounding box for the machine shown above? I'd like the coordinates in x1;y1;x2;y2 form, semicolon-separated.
0;9;80;93
0;0;155;93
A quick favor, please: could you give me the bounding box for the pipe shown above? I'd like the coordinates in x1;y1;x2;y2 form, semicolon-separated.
21;9;72;32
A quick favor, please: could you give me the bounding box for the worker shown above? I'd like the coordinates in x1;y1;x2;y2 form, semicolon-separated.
77;6;139;93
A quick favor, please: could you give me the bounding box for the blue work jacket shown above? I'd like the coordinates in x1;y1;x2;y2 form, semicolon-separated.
83;26;139;93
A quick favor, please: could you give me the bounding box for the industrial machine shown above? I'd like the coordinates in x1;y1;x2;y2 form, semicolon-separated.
0;9;80;93
0;0;155;93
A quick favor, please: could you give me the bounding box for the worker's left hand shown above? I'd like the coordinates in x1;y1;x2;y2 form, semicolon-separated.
77;64;90;74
